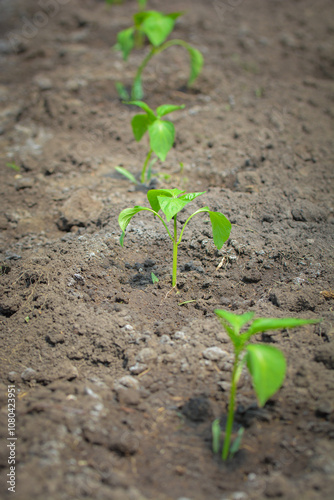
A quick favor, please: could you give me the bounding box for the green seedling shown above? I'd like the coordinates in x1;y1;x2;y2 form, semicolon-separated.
118;189;231;287
6;162;20;172
114;10;203;99
115;100;185;185
151;272;159;283
212;309;320;461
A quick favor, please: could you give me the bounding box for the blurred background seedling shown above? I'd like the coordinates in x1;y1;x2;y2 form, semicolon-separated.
115;100;185;185
114;10;203;99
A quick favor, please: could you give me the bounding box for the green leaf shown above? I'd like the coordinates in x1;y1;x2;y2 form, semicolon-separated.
118;206;147;233
246;344;286;407
147;157;157;180
179;191;206;202
212;419;221;454
147;188;185;212
115;82;130;100
247;317;320;337
186;45;204;86
133;11;150;29
151;272;159;284
209;211;232;249
115;166;138;184
126;100;156;121
158;195;191;222
141;11;177;47
131;75;143;100
215;309;255;333
6;162;20;172
156;104;185;118
148;119;175;161
138;0;147;8
115;27;135;61
229;427;244;458
131;114;150;141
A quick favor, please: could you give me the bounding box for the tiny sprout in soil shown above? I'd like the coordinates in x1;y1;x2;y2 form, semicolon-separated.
115;101;185;185
118;189;231;287
212;309;321;461
114;10;203;99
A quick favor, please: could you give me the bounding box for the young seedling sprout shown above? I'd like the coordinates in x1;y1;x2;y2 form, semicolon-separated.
114;10;203;99
212;309;321;461
115;101;185;185
118;189;231;287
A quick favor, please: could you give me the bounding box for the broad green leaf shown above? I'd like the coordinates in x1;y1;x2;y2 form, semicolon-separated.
215;309;255;333
247;317;320;337
133;11;151;29
118;206;147;232
246;344;286;407
148;120;175;161
115;27;135;61
212;419;221;454
115;166;138;184
158;195;191;222
147;188;185;212
179;191;206;202
156;104;185;118
186;45;204;86
141;12;176;47
126;100;156;121
131;114;150;141
209;211;232;249
115;82;130;100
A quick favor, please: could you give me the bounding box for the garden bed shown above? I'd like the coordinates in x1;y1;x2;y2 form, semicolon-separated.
0;1;333;499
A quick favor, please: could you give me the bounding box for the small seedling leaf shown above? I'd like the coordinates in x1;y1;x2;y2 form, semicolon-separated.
146;157;157;181
141;11;176;47
158;195;191;222
6;162;20;172
151;272;159;283
131;114;150;141
147;188;185;212
115;82;130;100
247;317;320;337
131;75;143;100
115;166;138;184
215;309;255;333
209;211;232;249
126;100;156;121
187;45;204;86
212;419;221;454
179;191;206;202
246;344;286;407
148;119;175;161
229;427;244;457
156;104;185;118
118;206;147;232
115;27;135;60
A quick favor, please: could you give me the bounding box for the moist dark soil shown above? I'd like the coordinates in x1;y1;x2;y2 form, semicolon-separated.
0;1;334;499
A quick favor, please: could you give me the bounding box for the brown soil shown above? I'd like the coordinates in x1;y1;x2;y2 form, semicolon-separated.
1;1;334;499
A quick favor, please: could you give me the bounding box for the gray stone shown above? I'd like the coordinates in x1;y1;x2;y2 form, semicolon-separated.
136;348;157;364
202;346;229;361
